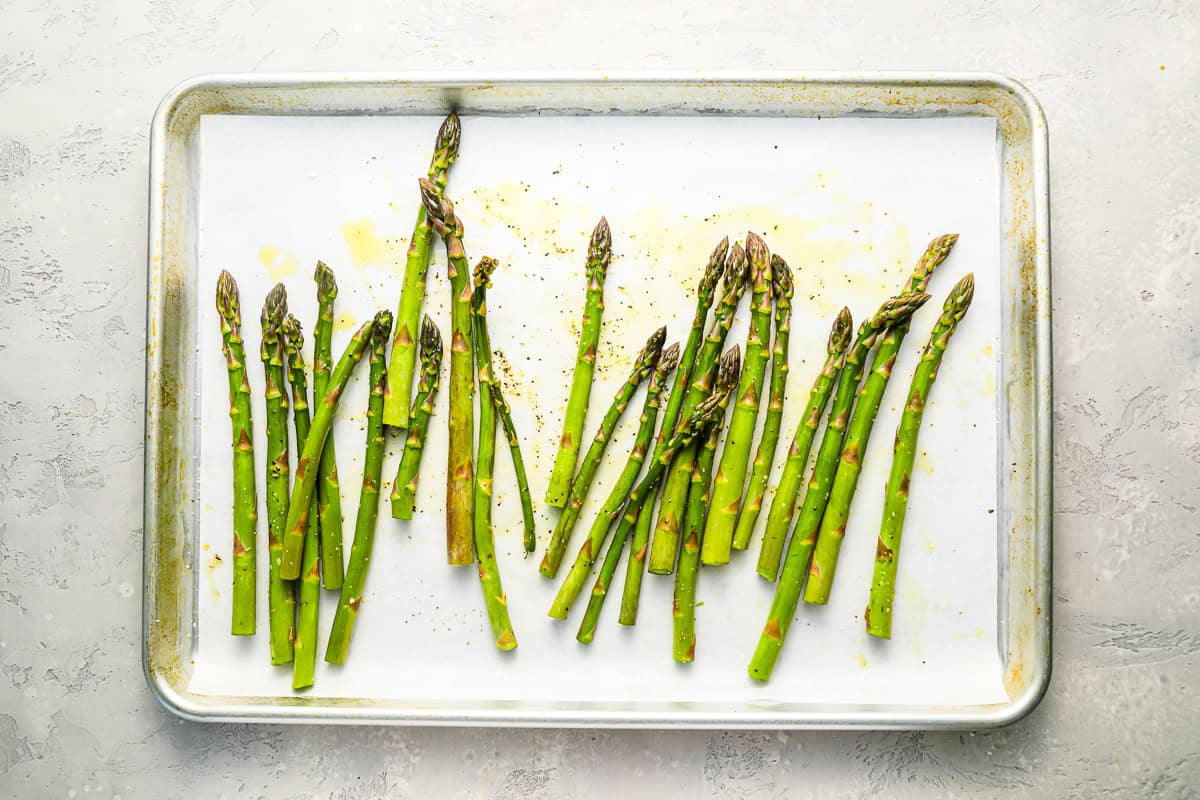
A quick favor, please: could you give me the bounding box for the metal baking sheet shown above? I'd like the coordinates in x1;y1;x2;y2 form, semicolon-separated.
144;72;1051;728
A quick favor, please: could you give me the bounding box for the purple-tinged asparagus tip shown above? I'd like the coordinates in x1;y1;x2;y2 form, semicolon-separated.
717;344;741;393
282;313;304;354
261;283;288;339
437;111;462;159
418;178;444;222
216;270;239;321
770;255;793;300
829;307;853;354
420;314;443;367
371;310;393;346
658;342;681;377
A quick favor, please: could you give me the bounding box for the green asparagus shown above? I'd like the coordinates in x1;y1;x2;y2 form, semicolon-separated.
261;284;295;665
419;177;476;566
703;232;773;564
389;316;444;520
868;275;974;639
384;112;461;428
312;261;344;590
732;255;795;552
545;217;612;508
215;271;257;635
490;373;536;555
325;311;392;664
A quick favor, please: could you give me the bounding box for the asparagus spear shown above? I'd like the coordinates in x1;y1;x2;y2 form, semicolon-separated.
545;217;612;508
281;315;320;688
733;256;795;552
577;346;741;644
215;271;257;635
804;235;958;605
260;284;295;665
490;374;536;555
325;311;392;664
619;238;728;624
539;326;667;579
419;178;476;566
549;342;679;619
281;318;375;576
470;257;517;650
756;307;853;580
702;233;773;564
312;261;344;590
650;242;750;574
673;346;738;661
389;316;444;520
384;112;461;428
868;275;974;639
747;291;930;682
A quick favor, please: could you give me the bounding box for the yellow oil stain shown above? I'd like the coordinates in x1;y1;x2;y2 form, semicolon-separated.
333;311;359;332
205;553;222;600
914;449;935;476
258;245;299;280
854;653;868;668
342;218;406;267
981;343;993;358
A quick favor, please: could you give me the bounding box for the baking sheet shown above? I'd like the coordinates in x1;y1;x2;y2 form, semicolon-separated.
188;111;1006;707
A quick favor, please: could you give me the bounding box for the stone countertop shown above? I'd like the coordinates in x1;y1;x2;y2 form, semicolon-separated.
2;1;1198;797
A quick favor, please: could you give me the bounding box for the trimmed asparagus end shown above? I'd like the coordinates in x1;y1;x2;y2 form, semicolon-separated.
314;260;338;303
770;255;793;301
216;270;240;323
829;307;853;354
474;256;499;289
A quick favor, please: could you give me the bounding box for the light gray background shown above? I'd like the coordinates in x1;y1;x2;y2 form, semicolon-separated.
1;1;1196;798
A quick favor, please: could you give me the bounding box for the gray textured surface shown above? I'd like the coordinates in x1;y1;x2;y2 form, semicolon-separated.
1;1;1198;797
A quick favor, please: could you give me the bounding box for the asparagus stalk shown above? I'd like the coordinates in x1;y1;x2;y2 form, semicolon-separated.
281;318;375;576
733;256;795;552
215;271;257;635
419;178;476;566
471;257;517;650
490;374;536;554
649;242;750;574
281;315;320;688
756;307;853;580
804;235;958;605
673;347;738;661
619;238;728;624
549;342;679;619
868;275;974;639
702;233;773;564
539;325;667;578
389;316;444;519
747;291;930;682
577;346;741;643
325;311;392;664
260;284;295;665
545;217;612;508
312;261;344;590
384;112;461;428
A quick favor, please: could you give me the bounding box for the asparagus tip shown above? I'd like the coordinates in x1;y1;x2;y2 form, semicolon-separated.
658;342;681;377
419;314;444;367
700;236;730;296
215;270;239;320
717;344;741;391
437;111;462;159
770;255;793;300
261;282;288;337
314;260;337;302
946;273;975;318
830;307;853;353
588;216;612;272
418;177;445;221
745;231;769;265
281;313;303;353
371;309;393;345
474;256;499;289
